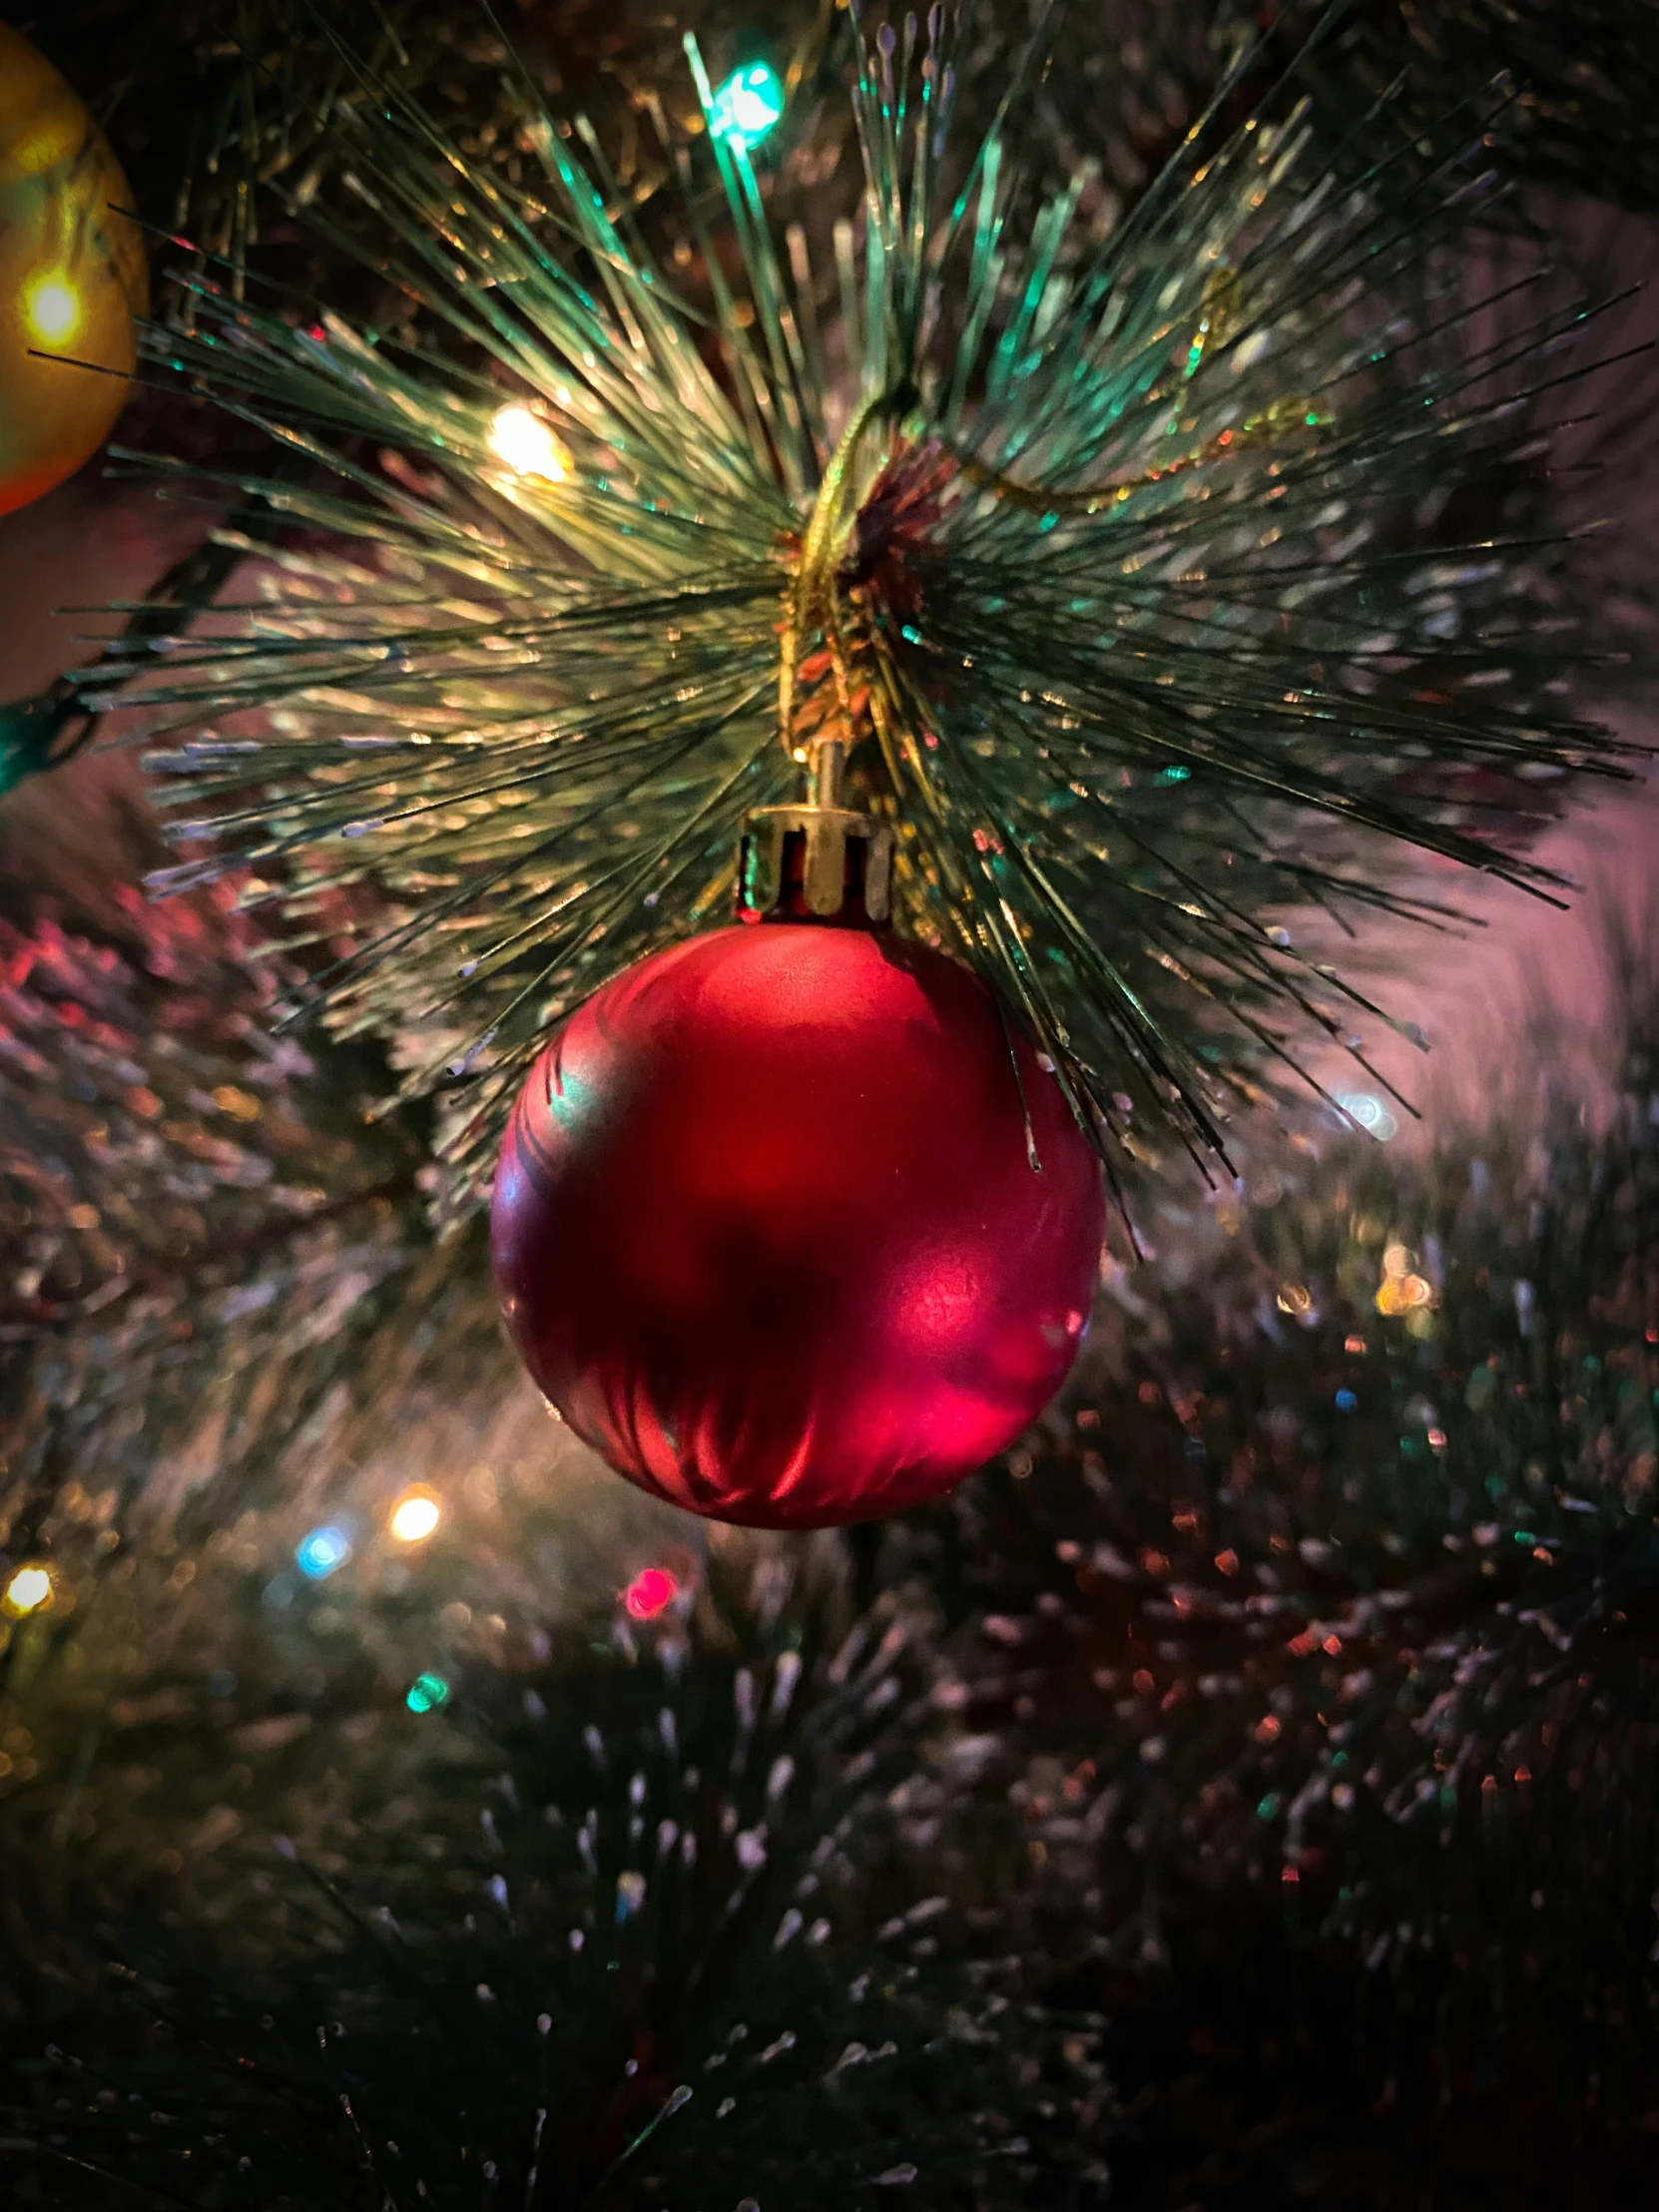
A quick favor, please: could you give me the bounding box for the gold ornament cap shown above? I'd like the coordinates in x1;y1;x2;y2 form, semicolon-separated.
737;740;894;927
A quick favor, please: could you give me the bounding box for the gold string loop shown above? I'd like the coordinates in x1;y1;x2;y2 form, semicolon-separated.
777;271;1328;786
779;388;897;770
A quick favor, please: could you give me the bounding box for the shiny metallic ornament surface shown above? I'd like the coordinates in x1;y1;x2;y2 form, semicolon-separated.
0;24;148;517
492;922;1105;1527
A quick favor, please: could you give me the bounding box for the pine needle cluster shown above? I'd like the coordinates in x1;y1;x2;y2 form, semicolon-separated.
60;6;1627;1210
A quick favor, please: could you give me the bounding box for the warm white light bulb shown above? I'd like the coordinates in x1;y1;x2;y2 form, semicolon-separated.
4;1565;52;1616
487;404;568;483
389;1489;442;1544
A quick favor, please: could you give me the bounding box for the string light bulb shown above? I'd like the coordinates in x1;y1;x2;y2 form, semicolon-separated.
406;1671;450;1714
487;403;569;483
389;1487;441;1544
3;1563;53;1616
623;1566;680;1621
294;1524;351;1580
710;61;785;151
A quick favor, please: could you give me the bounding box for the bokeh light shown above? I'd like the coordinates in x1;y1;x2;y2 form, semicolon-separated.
294;1525;351;1580
406;1671;451;1714
388;1487;441;1544
1376;1243;1433;1318
3;1564;53;1617
487;403;569;482
624;1566;679;1621
1339;1092;1399;1143
23;276;82;347
709;61;785;151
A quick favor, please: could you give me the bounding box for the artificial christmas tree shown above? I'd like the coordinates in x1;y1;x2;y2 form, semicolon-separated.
74;9;1625;1197
0;0;1655;2205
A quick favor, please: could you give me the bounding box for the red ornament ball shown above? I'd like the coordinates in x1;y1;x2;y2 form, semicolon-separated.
490;924;1104;1527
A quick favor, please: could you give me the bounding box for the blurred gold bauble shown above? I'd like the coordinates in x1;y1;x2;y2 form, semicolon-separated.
0;24;149;517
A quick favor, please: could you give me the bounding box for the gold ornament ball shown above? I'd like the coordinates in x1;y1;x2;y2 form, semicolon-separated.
0;24;149;517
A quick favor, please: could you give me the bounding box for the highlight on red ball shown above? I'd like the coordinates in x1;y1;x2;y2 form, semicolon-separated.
622;1566;680;1621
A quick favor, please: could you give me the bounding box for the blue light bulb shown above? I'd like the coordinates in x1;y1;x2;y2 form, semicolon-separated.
710;61;785;151
294;1524;351;1580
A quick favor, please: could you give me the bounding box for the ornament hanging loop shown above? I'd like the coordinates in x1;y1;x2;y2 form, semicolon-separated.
745;393;902;928
778;388;894;764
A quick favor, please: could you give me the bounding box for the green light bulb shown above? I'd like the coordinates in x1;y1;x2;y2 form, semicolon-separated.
710;61;785;152
406;1670;451;1714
